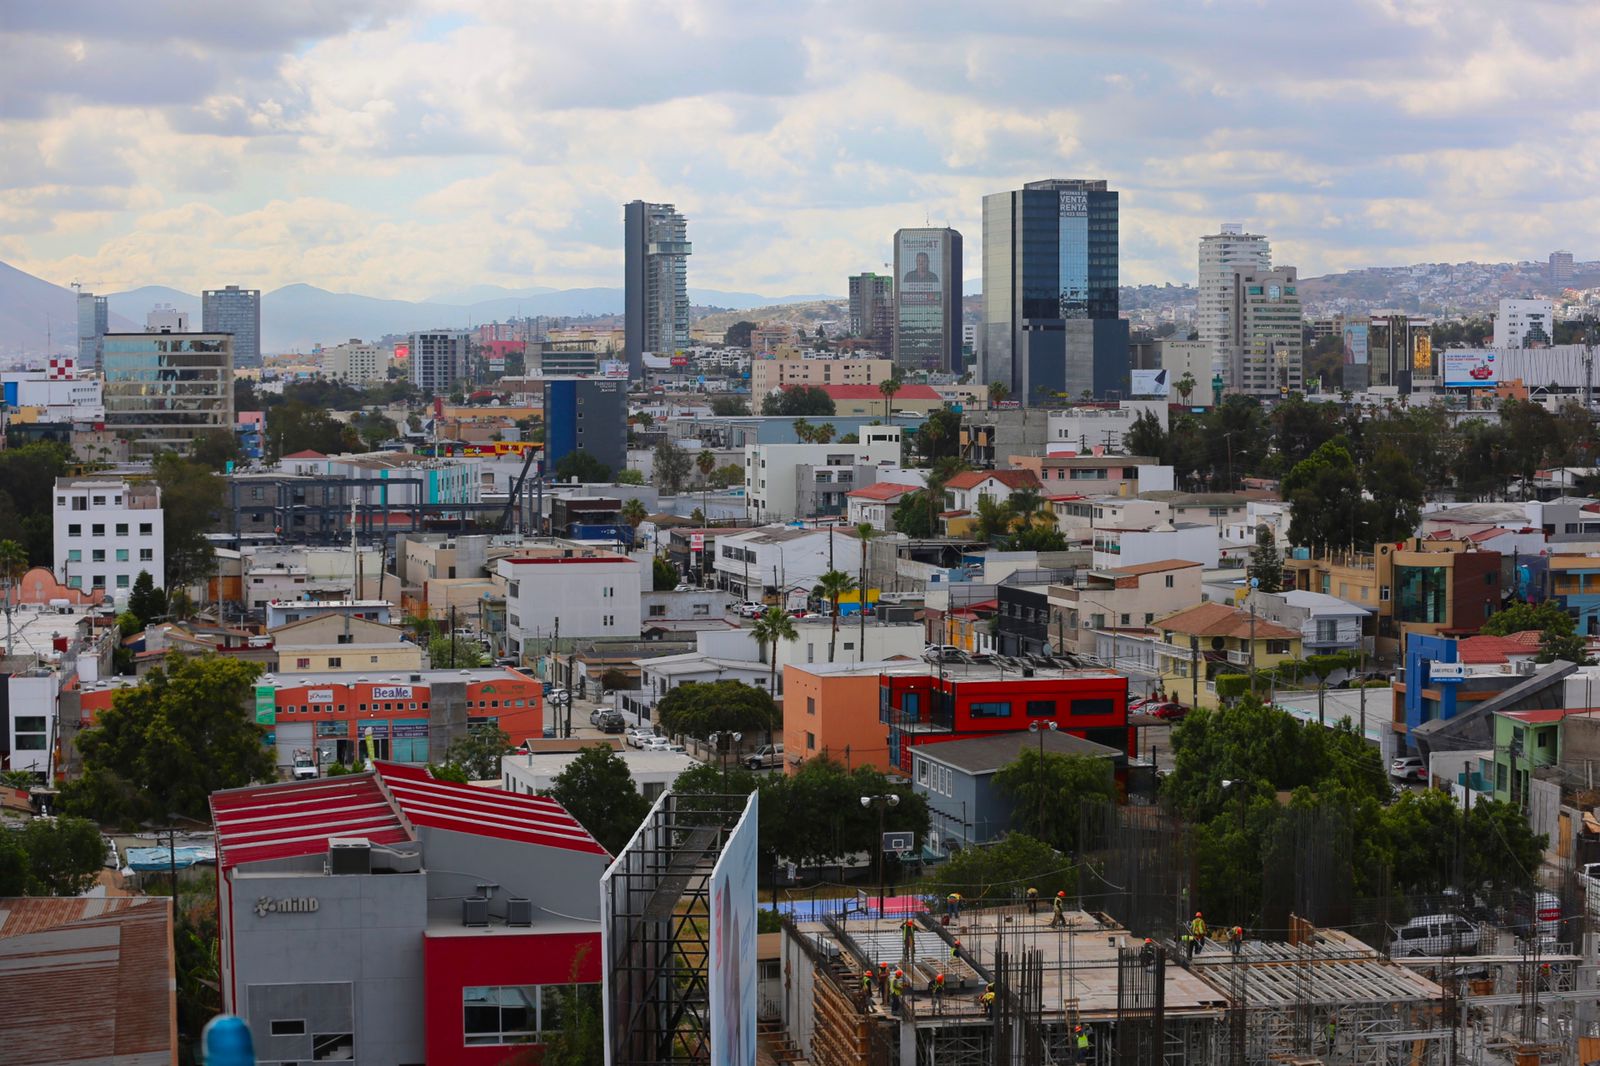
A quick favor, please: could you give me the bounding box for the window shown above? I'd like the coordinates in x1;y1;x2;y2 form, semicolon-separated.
463;985;542;1042
296;658;311;669
1070;698;1114;717
1316;619;1338;644
68;549;82;563
68;524;81;537
692;603;710;616
328;657;342;668
807;697;816;716
92;524;104;536
91;550;105;563
1266;640;1291;655
270;1020;306;1037
648;605;667;618
1026;700;1055;717
806;731;816;751
312;1033;354;1060
1119;613;1131;626
139;523;153;535
1165;575;1174;588
917;758;927;783
116;575;130;589
969;701;1012;719
116;549;129;562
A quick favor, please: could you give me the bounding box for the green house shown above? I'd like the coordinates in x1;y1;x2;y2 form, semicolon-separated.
1491;709;1563;806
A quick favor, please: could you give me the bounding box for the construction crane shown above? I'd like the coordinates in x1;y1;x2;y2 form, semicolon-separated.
499;445;544;534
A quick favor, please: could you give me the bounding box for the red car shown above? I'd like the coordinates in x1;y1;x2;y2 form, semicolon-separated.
1146;702;1188;721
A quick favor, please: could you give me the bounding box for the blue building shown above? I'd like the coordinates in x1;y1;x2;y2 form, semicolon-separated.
980;179;1130;403
1551;556;1600;634
543;378;627;478
1396;632;1540;751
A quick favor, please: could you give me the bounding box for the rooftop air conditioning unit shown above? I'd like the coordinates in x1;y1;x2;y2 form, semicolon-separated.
463;896;490;927
328;837;371;875
506;897;534;927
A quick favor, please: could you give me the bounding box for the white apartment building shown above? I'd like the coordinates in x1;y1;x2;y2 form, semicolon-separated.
497;549;643;649
1227;267;1303;397
1047;400;1168;452
749;355;895;397
711;526;870;604
53;477;164;597
1493;299;1555;349
407;330;469;394
145;304;189;331
744;433;902;523
321;339;388;384
1159;339;1218;406
2;372;104;422
1197;224;1270;368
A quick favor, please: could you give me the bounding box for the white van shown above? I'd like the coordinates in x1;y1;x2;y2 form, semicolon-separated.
1389;914;1480;957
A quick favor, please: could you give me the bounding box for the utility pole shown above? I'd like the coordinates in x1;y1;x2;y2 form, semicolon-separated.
1247;578;1259;695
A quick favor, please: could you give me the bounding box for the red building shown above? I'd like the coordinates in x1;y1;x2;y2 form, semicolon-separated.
212;762;609;1065
880;665;1131;773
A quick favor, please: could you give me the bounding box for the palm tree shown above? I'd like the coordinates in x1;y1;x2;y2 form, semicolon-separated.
793;418;814;443
697;448;716;519
619;498;647;548
973;496;1012;544
854;522;877;650
751;607;799;738
1007;487;1043;531
878;377;902;420
0;540;27;652
814;423;836;444
816;568;858;662
1176;372;1197;405
987;381;1010;409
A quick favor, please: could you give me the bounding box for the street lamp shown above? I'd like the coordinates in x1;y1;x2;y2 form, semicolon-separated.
1029;720;1058;836
860;793;900;918
709;730;742;791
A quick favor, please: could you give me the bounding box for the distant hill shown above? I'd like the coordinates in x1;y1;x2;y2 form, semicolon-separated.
0;261;139;360
106;285;202;326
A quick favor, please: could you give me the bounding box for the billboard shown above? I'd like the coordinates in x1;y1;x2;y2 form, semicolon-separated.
1342;324;1368;366
896;231;948;371
1130;368;1169;397
1443;349;1500;387
1412;333;1433;371
709;792;758;1066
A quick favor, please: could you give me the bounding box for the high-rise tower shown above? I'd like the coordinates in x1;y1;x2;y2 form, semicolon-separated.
624;201;691;378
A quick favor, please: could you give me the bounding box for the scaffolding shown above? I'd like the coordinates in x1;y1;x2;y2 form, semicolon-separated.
600;791;752;1066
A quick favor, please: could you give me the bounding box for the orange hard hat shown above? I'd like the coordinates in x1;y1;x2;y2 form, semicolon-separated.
954;937;961;944
1057;890;1067;897
1234;926;1243;934
935;973;945;983
895;969;903;977
880;962;888;969
1195;911;1203;917
1143;937;1152;944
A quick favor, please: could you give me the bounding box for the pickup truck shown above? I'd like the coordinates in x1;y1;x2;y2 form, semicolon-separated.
744;743;784;770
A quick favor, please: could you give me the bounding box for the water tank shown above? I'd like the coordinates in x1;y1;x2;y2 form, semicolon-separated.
506;897;534;927
463;896;490;927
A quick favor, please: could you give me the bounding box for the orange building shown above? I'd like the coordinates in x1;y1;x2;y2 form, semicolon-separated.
783;660;925;775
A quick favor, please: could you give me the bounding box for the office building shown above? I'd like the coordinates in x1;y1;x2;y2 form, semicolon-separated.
892;227;963;372
1493;298;1555;349
623;200;691;377
102;332;234;456
497;547;644;646
542;377;626;477
847;272;893;346
76;291;108;371
212;763;608;1066
322;339;388;385
1226;267;1303;397
1197;224;1271;372
1551;250;1575;285
202;285;262;368
748;354;893;396
146;303;188;332
408;331;469;394
981;179;1128;402
53;477;164;597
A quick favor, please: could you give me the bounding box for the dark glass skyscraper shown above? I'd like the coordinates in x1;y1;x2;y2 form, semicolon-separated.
201;285;261;368
981;179;1128;402
891;227;962;373
623;200;691;379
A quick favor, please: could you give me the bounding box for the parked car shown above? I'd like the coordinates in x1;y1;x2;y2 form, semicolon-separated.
598;714;627;734
745;743;784;770
673;583;694;593
736;602;766;619
923;644;962;663
1146;701;1188;721
626;728;656;748
1390;756;1427;782
1389;914;1481;957
642;736;674;752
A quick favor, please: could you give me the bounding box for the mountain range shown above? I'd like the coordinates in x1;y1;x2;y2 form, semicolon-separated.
0;260;832;357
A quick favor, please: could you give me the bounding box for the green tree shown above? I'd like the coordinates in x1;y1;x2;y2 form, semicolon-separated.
724;321;758;347
429;761;470;783
534;966;605;1065
926;833;1073;904
697;448;717;516
973;495;1012;544
993;751;1117;853
776;757;929;870
1124;410;1167;460
553;449;612;483
0;832;29;895
1282;439;1365;554
62;655;273;824
153;454;225;590
441;724;512;780
657;679;780;740
709;396;749;416
1480;600;1588;663
1176;372;1197;404
915;408;962;461
267;401;355;458
428;634;489;668
1363;446;1425;543
854;522;877;650
0;442;69;564
20;816;105;896
653;440;692;495
987;381;1010;408
127;570;168;625
620;497;649;536
652;555;678;591
751;607;799;703
190;429;241;472
0;538;27;621
816;569;857;663
1246;525;1283;593
615;468;646;486
761;386;835;417
1465;796;1547;891
545;747;652;854
1011;525;1068;551
891;490;935;538
710;463;744;488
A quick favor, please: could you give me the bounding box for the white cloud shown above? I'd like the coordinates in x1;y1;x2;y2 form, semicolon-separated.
2;0;1599;300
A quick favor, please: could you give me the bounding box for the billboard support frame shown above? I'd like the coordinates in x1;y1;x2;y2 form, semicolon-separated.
601;790;757;1066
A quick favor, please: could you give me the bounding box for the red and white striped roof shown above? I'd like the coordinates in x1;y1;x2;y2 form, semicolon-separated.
210;763;607;871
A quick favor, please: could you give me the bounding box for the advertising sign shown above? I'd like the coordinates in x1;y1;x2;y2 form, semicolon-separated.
896;231;948;371
709;792;758;1066
600;359;629;378
307;689;335;704
1412;333;1433;371
1342;324;1368;366
1442;350;1499;387
690;532;705;551
1130;368;1169;397
371;685;414;701
254;685;277;726
670;352;689;368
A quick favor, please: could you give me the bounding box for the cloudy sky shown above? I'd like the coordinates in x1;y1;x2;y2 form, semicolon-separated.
1;0;1595;300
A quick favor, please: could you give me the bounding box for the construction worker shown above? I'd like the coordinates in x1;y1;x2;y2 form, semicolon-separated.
860;969;874;1002
902;916;917;958
878;961;890;1000
889;968;905;1010
946;891;963;921
1074;1024;1090;1063
950;937;962;964
981;982;996;1018
928;972;946;1015
1026;885;1039;915
1324;1014;1338;1050
1139;937;1155;969
1182;930;1196;960
1050;889;1068;929
1189;911;1206;953
1229;925;1244;955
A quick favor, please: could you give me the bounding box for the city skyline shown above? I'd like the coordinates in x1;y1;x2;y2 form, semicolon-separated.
2;3;1598;300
